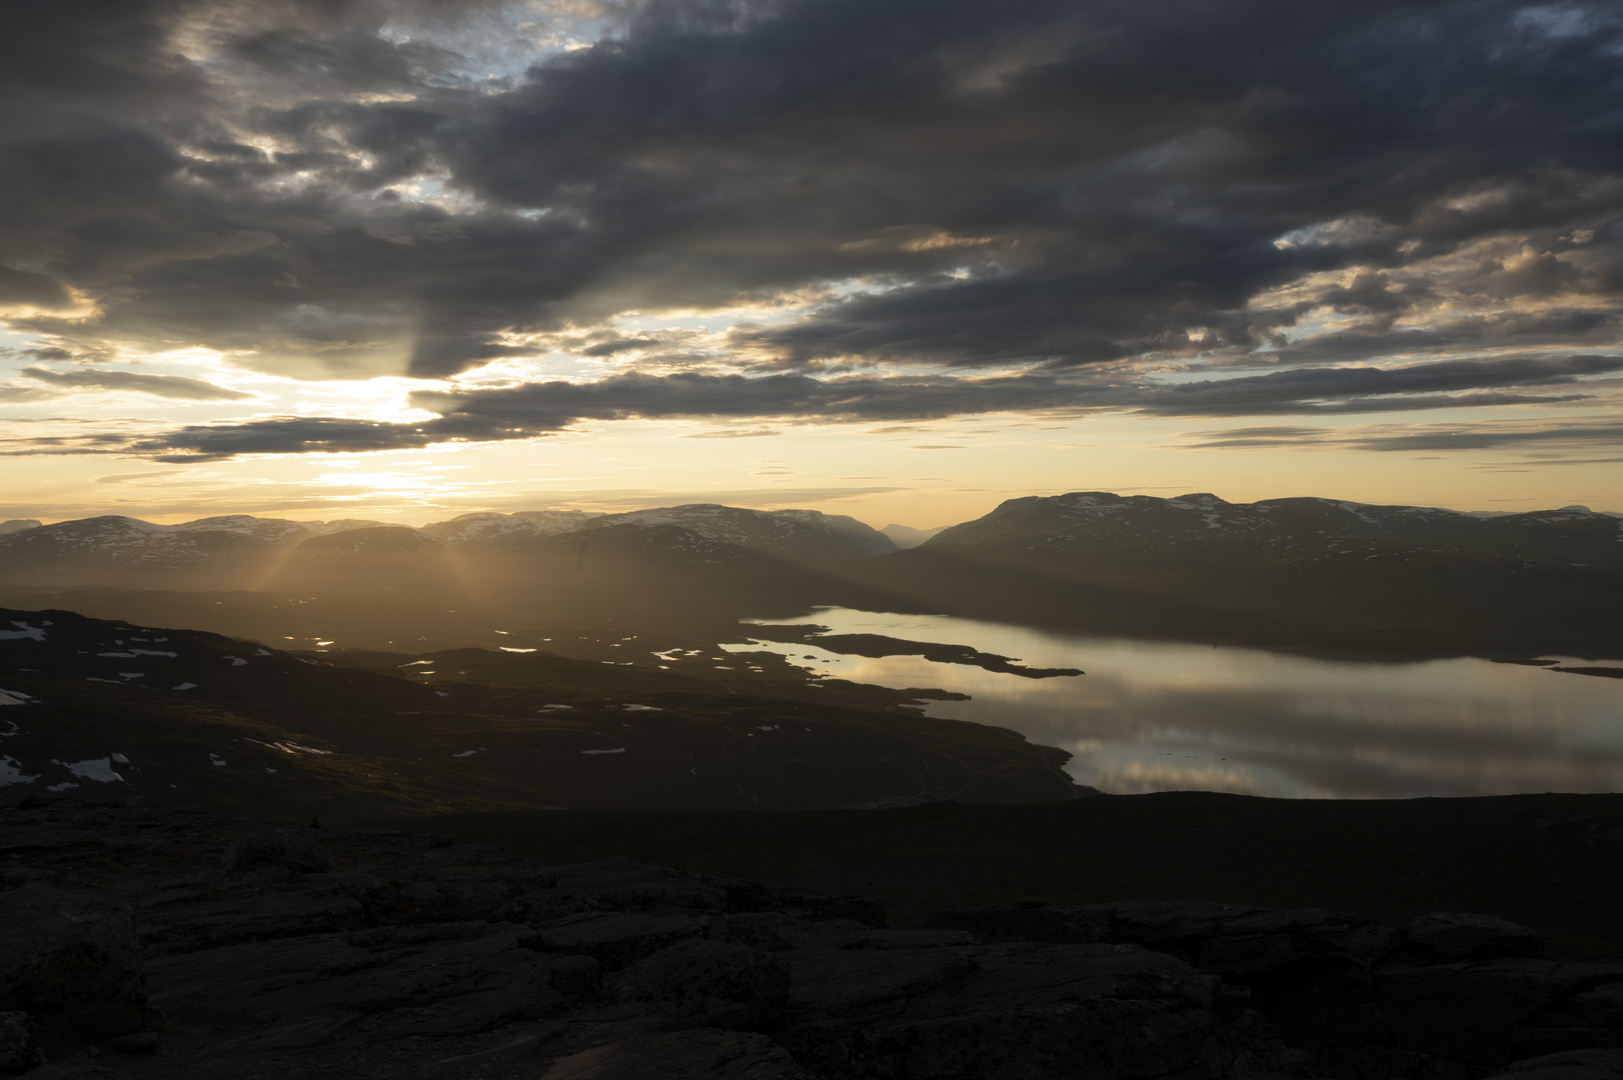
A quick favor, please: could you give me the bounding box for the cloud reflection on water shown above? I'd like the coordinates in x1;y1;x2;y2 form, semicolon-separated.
732;610;1623;799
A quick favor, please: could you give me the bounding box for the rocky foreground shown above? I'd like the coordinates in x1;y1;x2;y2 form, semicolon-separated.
4;795;1623;1080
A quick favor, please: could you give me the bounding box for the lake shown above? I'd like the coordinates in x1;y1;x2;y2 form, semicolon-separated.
725;608;1623;799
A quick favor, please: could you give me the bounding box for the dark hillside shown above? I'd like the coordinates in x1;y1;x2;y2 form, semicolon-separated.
385;790;1623;961
843;493;1623;657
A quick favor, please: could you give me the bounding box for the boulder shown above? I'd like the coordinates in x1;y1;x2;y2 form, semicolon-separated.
783;942;1251;1080
523;912;708;970
0;884;144;1037
147;921;598;1030
13;1061;133;1080
139;881;375;952
1377;958;1623;1067
612;940;790;1030
0;1011;45;1074
924;902;1106;945
545;858;732;912
219;829;328;876
1408;912;1545;961
540;1029;808;1080
928;900;1400;1049
705;913;876;952
1495;1048;1623;1078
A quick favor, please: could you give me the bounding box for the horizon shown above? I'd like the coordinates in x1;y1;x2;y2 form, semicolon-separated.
3;0;1621;527
3;486;1619;532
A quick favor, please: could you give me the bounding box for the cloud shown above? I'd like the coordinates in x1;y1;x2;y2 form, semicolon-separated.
119;370;1086;458
129;416;457;460
34;351;1619;459
18;366;254;401
0;265;76;310
0;387;64;403
1186;419;1623;453
0;0;1621;445
1129;354;1623;416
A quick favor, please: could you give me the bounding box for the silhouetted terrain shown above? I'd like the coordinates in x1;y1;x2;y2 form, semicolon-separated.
0;606;1082;821
11;796;1623;1079
849;493;1623;657
387;791;1623;962
1;492;1618;660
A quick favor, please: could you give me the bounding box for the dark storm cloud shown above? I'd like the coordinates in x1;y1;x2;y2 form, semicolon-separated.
104;352;1619;458
126;371;1089;458
0;266;76;310
3;0;1623;442
1133;354;1623;415
129;416;459;460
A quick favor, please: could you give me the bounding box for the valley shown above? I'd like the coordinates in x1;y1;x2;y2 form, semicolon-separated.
1;491;1618;814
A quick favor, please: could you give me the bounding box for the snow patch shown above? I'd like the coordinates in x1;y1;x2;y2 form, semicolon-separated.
225;657;247;666
581;748;626;755
57;758;122;783
499;647;538;653
0;689;32;707
452;750;478;758
0;755;39;788
540;704;574;711
623;704;661;712
173;682;198;691
209;754;227;767
1;623;47;641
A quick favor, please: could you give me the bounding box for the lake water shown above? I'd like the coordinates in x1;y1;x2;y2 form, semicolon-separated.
725;608;1623;799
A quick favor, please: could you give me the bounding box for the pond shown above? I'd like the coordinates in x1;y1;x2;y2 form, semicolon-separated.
727;608;1623;799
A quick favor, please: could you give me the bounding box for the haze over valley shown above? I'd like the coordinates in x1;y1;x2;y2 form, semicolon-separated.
1;490;1619;808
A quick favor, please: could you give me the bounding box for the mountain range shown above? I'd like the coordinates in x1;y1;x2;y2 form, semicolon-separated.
1;491;1620;658
0;505;896;590
850;492;1623;657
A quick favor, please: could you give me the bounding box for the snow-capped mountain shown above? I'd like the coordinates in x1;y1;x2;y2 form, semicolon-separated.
305;518;396;536
419;510;603;546
926;492;1623;567
0;504;895;591
510;509;606;532
0;515;432;587
576;504;896;563
170;514;322;546
843;491;1623;657
0;516;284;587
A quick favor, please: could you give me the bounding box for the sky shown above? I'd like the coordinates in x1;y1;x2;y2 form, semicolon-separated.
2;0;1621;529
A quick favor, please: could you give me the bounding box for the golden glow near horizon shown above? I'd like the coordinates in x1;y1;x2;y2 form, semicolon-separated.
3;399;1620;529
2;306;1620;528
3;3;1621;528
